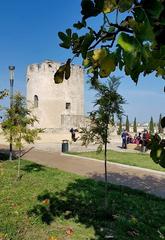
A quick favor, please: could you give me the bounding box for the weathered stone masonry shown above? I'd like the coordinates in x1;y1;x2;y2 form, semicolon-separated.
26;60;84;130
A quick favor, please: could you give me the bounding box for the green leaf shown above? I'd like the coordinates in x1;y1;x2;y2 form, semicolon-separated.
83;58;91;68
115;46;123;71
118;0;133;13
54;65;65;84
66;28;72;37
122;49;143;83
133;8;155;42
65;59;71;80
81;0;103;19
156;67;165;77
159;151;165;168
161;117;165;128
142;0;164;20
103;0;117;13
58;30;71;49
54;71;64;84
81;0;94;19
99;54;116;78
58;29;72;49
59;42;70;49
117;33;139;52
58;32;67;42
73;21;86;29
72;33;78;40
81;32;95;59
87;67;94;74
92;48;107;62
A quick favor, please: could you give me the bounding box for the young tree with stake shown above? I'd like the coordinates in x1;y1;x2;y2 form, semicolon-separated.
80;76;125;214
1;92;43;179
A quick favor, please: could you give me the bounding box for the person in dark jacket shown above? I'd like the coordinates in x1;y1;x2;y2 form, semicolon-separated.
121;130;128;149
70;128;79;142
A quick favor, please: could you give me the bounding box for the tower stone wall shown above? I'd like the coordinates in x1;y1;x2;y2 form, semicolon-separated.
26;60;84;130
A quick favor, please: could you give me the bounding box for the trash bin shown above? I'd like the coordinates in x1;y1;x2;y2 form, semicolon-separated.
62;140;69;153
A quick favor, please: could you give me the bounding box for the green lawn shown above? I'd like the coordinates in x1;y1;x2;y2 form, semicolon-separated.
0;157;165;240
69;150;165;172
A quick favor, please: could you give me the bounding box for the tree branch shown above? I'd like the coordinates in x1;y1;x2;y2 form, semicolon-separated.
87;22;133;51
88;31;118;50
110;23;133;33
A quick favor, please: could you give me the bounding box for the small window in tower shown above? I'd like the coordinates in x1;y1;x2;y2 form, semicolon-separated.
66;102;71;110
34;95;39;108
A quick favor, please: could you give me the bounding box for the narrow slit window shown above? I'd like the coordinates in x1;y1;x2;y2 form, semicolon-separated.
34;95;39;108
66;102;71;110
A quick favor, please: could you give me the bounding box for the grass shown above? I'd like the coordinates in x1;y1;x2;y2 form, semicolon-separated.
0;157;165;240
68;150;165;172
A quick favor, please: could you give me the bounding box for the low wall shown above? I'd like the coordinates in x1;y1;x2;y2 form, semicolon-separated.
61;114;87;129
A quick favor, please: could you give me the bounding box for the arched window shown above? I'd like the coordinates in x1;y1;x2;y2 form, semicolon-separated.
34;95;39;108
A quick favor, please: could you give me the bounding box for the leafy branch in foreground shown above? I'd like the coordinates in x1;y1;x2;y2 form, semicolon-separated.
1;92;43;179
55;0;165;85
148;115;165;168
80;76;125;215
148;133;165;168
55;0;165;168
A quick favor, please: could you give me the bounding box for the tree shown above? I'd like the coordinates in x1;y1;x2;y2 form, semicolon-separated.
148;133;165;168
80;76;125;214
117;117;122;135
55;0;165;86
125;115;129;132
158;114;163;134
133;117;137;133
0;90;8;100
0;90;8;120
55;0;165;166
1;92;43;179
149;116;154;134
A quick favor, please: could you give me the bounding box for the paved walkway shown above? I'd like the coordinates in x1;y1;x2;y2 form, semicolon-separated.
20;147;165;199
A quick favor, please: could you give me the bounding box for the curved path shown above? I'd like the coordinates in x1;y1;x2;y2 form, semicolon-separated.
21;148;165;199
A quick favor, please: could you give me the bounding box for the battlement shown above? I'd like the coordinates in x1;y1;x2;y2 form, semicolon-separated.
27;60;83;75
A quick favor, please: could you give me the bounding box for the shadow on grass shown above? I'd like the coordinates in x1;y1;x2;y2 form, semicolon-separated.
0;146;34;162
29;178;114;239
28;177;165;239
22;163;45;173
0;149;17;161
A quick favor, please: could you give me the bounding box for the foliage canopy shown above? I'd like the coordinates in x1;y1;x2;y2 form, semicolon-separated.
1;92;43;177
81;77;125;149
55;0;165;167
55;0;165;85
2;92;43;151
80;76;125;211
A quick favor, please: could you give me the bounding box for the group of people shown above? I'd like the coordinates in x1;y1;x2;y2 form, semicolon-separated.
70;127;152;151
121;129;150;152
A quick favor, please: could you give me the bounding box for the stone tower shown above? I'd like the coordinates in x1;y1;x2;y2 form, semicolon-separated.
26;60;84;130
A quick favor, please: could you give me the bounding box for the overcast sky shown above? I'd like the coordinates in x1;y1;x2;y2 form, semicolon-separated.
0;0;164;123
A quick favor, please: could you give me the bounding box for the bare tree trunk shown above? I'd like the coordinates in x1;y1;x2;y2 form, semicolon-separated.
17;133;22;180
17;147;21;179
104;141;108;212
